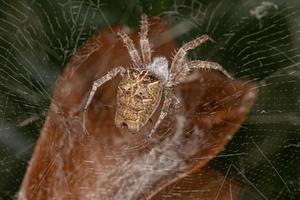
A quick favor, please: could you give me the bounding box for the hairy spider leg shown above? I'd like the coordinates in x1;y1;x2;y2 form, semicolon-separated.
148;89;181;138
148;94;170;138
171;35;212;72
139;14;152;65
118;31;143;68
185;60;233;79
84;67;126;110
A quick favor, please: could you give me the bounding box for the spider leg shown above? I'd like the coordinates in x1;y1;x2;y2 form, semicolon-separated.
148;90;181;138
171;35;212;74
139;14;152;64
118;31;143;68
84;67;126;110
148;96;170;138
185;60;233;79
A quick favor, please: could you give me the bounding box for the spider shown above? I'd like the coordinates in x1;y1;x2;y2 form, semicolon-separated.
84;15;232;138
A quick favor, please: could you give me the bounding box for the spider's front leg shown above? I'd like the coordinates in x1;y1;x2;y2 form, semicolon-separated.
168;35;233;86
118;31;143;68
148;89;181;138
84;67;126;110
139;14;152;64
185;60;233;79
171;35;213;73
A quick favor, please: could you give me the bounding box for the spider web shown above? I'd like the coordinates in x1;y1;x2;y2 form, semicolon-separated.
0;0;299;199
160;0;300;199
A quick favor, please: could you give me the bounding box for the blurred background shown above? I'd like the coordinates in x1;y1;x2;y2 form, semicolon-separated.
0;0;299;199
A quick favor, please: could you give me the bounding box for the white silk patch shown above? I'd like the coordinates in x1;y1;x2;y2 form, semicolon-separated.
146;57;169;84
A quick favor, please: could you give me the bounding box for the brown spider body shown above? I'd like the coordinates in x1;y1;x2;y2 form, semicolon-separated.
115;70;163;132
84;15;233;137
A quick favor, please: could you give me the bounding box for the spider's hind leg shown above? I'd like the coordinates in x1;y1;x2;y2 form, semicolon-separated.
84;67;126;110
148;90;181;138
139;15;152;65
83;66;126;135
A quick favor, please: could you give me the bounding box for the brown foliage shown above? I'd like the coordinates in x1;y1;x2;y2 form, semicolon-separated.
19;16;257;200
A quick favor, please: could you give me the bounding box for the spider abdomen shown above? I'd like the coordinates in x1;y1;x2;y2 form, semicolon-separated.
115;70;163;133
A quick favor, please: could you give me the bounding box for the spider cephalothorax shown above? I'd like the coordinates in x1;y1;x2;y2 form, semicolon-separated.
84;15;232;137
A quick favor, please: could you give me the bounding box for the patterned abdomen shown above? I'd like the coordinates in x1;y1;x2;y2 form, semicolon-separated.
115;70;163;133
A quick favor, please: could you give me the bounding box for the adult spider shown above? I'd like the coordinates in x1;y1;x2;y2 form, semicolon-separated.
84;15;232;137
